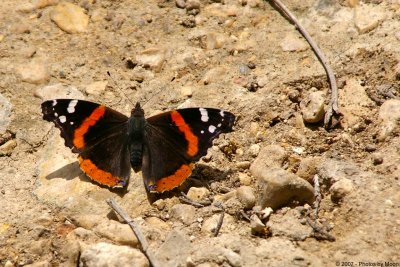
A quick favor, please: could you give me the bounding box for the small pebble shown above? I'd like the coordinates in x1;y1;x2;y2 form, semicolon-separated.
201;213;234;234
85;81;108;96
186;0;200;9
260;207;273;220
180;86;193;97
249;122;259;136
365;144;376;152
152;199;166;210
239;64;250;75
249;144;260;157
330;178;354;202
250;214;265;234
248;62;256;69
17;59;50;85
300;91;325;123
176;0;186;8
187;187;210;201
280;34;308;52
236;161;251;169
238;173;252;186
136;48;166;73
0;139;17;156
372;153;383;165
236;186;256;209
170;204;196;225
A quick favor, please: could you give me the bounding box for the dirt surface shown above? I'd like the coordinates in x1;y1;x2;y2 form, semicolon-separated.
1;0;400;266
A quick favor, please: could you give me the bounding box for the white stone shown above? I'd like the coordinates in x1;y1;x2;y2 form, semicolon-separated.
80;242;149;267
136;48;166;73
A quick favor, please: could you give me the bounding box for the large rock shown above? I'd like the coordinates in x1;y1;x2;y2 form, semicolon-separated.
51;2;89;33
79;242;149;267
256;168;314;209
154;230;191;266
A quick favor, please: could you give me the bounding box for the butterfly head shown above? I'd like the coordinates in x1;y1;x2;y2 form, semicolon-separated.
131;102;144;117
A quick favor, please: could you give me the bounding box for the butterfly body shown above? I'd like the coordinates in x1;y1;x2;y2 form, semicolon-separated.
127;103;146;172
41;99;235;193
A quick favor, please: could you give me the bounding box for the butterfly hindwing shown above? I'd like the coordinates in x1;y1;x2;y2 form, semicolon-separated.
143;108;235;192
41;99;131;187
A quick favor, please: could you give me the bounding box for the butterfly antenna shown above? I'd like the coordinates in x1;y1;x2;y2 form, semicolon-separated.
141;86;164;109
107;71;135;106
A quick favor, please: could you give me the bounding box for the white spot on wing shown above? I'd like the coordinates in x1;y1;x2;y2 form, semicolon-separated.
59;115;66;123
67;100;78;113
201;130;204;134
54;112;58;117
70;122;74;125
199;108;209;122
52;100;57;106
208;125;216;133
217;123;221;127
220;110;225;117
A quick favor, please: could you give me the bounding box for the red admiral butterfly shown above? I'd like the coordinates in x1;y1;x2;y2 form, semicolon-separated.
41;99;235;193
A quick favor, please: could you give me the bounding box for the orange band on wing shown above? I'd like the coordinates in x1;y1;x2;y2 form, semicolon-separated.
73;106;106;149
153;164;193;193
171;111;198;156
78;157;124;187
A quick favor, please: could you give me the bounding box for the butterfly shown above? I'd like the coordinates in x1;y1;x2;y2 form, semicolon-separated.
41;99;235;193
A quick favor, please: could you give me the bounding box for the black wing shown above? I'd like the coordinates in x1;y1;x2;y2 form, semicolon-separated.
41;99;131;187
143;107;235;192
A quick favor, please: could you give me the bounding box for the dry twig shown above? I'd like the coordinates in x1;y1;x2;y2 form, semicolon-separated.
213;202;225;237
269;0;341;129
313;174;321;221
179;192;211;207
106;198;159;267
306;218;336;242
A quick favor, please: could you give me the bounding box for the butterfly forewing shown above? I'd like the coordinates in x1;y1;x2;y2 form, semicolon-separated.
143;107;235;192
41;99;131;187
